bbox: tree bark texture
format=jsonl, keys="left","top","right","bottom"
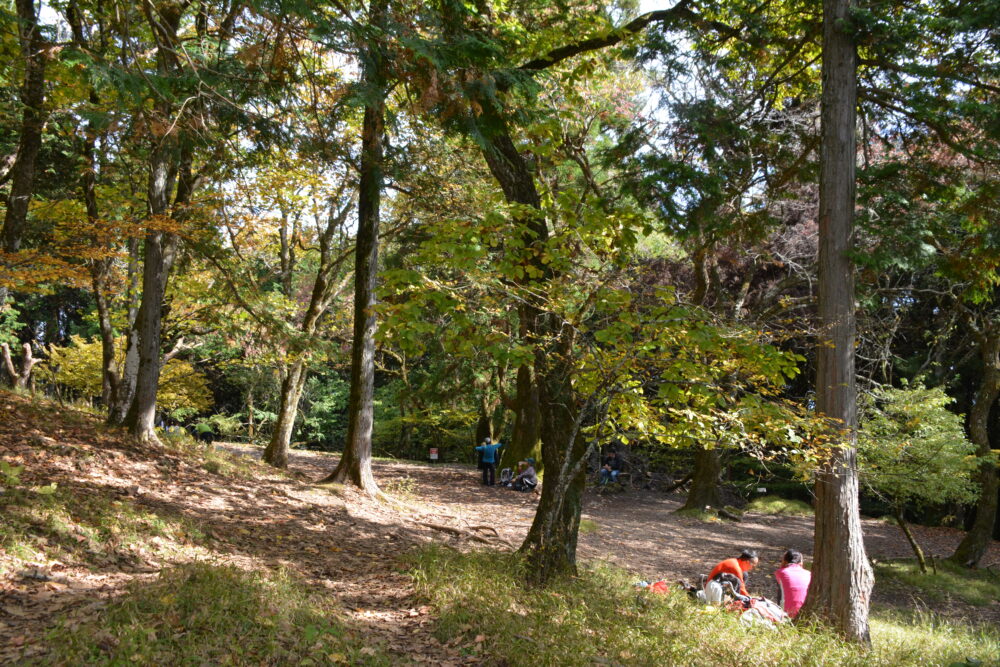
{"left": 0, "top": 0, "right": 49, "bottom": 305}
{"left": 798, "top": 0, "right": 874, "bottom": 643}
{"left": 951, "top": 328, "right": 1000, "bottom": 567}
{"left": 319, "top": 0, "right": 386, "bottom": 493}
{"left": 476, "top": 105, "right": 589, "bottom": 582}
{"left": 123, "top": 136, "right": 183, "bottom": 442}
{"left": 505, "top": 327, "right": 543, "bottom": 469}
{"left": 108, "top": 237, "right": 141, "bottom": 426}
{"left": 263, "top": 361, "right": 308, "bottom": 468}
{"left": 680, "top": 447, "right": 723, "bottom": 512}
{"left": 519, "top": 322, "right": 587, "bottom": 583}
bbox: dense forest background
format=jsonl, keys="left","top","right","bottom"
{"left": 1, "top": 0, "right": 999, "bottom": 647}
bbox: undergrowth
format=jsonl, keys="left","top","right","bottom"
{"left": 746, "top": 495, "right": 814, "bottom": 516}
{"left": 44, "top": 562, "right": 393, "bottom": 665}
{"left": 409, "top": 546, "right": 1000, "bottom": 667}
{"left": 0, "top": 485, "right": 204, "bottom": 576}
{"left": 875, "top": 558, "right": 1000, "bottom": 607}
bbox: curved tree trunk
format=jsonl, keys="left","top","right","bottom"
{"left": 263, "top": 361, "right": 309, "bottom": 468}
{"left": 319, "top": 0, "right": 386, "bottom": 494}
{"left": 680, "top": 447, "right": 723, "bottom": 512}
{"left": 894, "top": 505, "right": 928, "bottom": 574}
{"left": 951, "top": 328, "right": 1000, "bottom": 567}
{"left": 798, "top": 0, "right": 873, "bottom": 643}
{"left": 519, "top": 321, "right": 586, "bottom": 583}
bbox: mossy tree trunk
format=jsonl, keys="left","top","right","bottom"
{"left": 680, "top": 447, "right": 723, "bottom": 512}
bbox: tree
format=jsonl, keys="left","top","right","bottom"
{"left": 0, "top": 0, "right": 51, "bottom": 306}
{"left": 797, "top": 0, "right": 874, "bottom": 643}
{"left": 858, "top": 384, "right": 979, "bottom": 573}
{"left": 318, "top": 0, "right": 389, "bottom": 494}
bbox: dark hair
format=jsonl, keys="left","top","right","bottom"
{"left": 783, "top": 549, "right": 803, "bottom": 564}
{"left": 738, "top": 549, "right": 758, "bottom": 561}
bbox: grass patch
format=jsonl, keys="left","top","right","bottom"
{"left": 0, "top": 485, "right": 204, "bottom": 576}
{"left": 673, "top": 507, "right": 723, "bottom": 522}
{"left": 746, "top": 495, "right": 814, "bottom": 516}
{"left": 46, "top": 562, "right": 393, "bottom": 665}
{"left": 579, "top": 519, "right": 599, "bottom": 534}
{"left": 162, "top": 433, "right": 258, "bottom": 479}
{"left": 409, "top": 546, "right": 1000, "bottom": 666}
{"left": 382, "top": 476, "right": 419, "bottom": 502}
{"left": 875, "top": 558, "right": 1000, "bottom": 607}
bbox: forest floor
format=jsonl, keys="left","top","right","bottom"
{"left": 2, "top": 391, "right": 999, "bottom": 664}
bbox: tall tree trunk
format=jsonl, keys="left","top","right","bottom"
{"left": 81, "top": 103, "right": 119, "bottom": 409}
{"left": 0, "top": 0, "right": 49, "bottom": 306}
{"left": 319, "top": 0, "right": 386, "bottom": 493}
{"left": 263, "top": 360, "right": 308, "bottom": 468}
{"left": 247, "top": 388, "right": 255, "bottom": 443}
{"left": 680, "top": 447, "right": 723, "bottom": 512}
{"left": 108, "top": 237, "right": 141, "bottom": 426}
{"left": 798, "top": 0, "right": 873, "bottom": 643}
{"left": 951, "top": 328, "right": 1000, "bottom": 567}
{"left": 123, "top": 135, "right": 183, "bottom": 443}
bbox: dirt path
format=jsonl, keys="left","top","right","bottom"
{"left": 242, "top": 446, "right": 1000, "bottom": 624}
{"left": 3, "top": 394, "right": 999, "bottom": 664}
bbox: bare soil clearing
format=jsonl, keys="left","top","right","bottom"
{"left": 2, "top": 393, "right": 998, "bottom": 664}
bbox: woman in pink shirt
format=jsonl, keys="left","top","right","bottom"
{"left": 774, "top": 549, "right": 811, "bottom": 618}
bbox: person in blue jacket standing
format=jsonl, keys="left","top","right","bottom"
{"left": 474, "top": 437, "right": 503, "bottom": 486}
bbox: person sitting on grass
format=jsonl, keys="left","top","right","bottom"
{"left": 599, "top": 450, "right": 621, "bottom": 485}
{"left": 508, "top": 458, "right": 538, "bottom": 492}
{"left": 774, "top": 549, "right": 810, "bottom": 618}
{"left": 474, "top": 437, "right": 503, "bottom": 486}
{"left": 706, "top": 548, "right": 758, "bottom": 596}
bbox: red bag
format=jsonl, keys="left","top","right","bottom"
{"left": 649, "top": 580, "right": 671, "bottom": 595}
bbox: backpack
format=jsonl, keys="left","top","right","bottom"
{"left": 498, "top": 468, "right": 513, "bottom": 484}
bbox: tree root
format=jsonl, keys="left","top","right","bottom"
{"left": 415, "top": 521, "right": 515, "bottom": 549}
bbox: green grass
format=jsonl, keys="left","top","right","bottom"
{"left": 409, "top": 546, "right": 1000, "bottom": 667}
{"left": 673, "top": 507, "right": 724, "bottom": 522}
{"left": 162, "top": 433, "right": 258, "bottom": 479}
{"left": 579, "top": 519, "right": 599, "bottom": 534}
{"left": 45, "top": 562, "right": 394, "bottom": 665}
{"left": 875, "top": 558, "right": 1000, "bottom": 607}
{"left": 747, "top": 495, "right": 815, "bottom": 516}
{"left": 0, "top": 485, "right": 204, "bottom": 576}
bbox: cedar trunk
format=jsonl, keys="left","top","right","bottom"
{"left": 951, "top": 330, "right": 1000, "bottom": 567}
{"left": 798, "top": 0, "right": 874, "bottom": 643}
{"left": 319, "top": 1, "right": 386, "bottom": 493}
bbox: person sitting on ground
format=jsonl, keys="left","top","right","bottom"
{"left": 474, "top": 437, "right": 503, "bottom": 486}
{"left": 509, "top": 458, "right": 538, "bottom": 492}
{"left": 706, "top": 548, "right": 759, "bottom": 596}
{"left": 600, "top": 450, "right": 621, "bottom": 484}
{"left": 774, "top": 549, "right": 810, "bottom": 618}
